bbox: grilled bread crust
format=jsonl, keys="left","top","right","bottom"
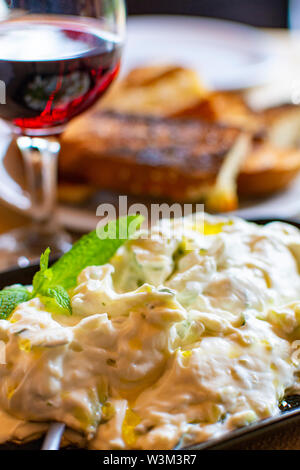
{"left": 60, "top": 111, "right": 246, "bottom": 207}
{"left": 99, "top": 65, "right": 209, "bottom": 117}
{"left": 238, "top": 143, "right": 300, "bottom": 196}
{"left": 173, "top": 93, "right": 300, "bottom": 196}
{"left": 59, "top": 63, "right": 300, "bottom": 204}
{"left": 172, "top": 91, "right": 264, "bottom": 135}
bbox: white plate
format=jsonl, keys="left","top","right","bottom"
{"left": 57, "top": 176, "right": 300, "bottom": 233}
{"left": 122, "top": 15, "right": 276, "bottom": 90}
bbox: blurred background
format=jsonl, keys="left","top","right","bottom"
{"left": 8, "top": 0, "right": 294, "bottom": 28}
{"left": 1, "top": 0, "right": 300, "bottom": 270}
{"left": 127, "top": 0, "right": 290, "bottom": 28}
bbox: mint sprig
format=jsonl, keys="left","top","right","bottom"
{"left": 32, "top": 251, "right": 71, "bottom": 316}
{"left": 38, "top": 286, "right": 72, "bottom": 316}
{"left": 0, "top": 286, "right": 31, "bottom": 320}
{"left": 32, "top": 247, "right": 52, "bottom": 292}
{"left": 49, "top": 215, "right": 143, "bottom": 290}
{"left": 0, "top": 215, "right": 143, "bottom": 320}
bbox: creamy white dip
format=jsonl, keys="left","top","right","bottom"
{"left": 1, "top": 214, "right": 300, "bottom": 449}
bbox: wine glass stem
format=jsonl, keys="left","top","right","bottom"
{"left": 16, "top": 136, "right": 61, "bottom": 229}
{"left": 0, "top": 135, "right": 71, "bottom": 269}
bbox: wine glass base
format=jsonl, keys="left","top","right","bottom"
{"left": 0, "top": 225, "right": 72, "bottom": 272}
{"left": 11, "top": 123, "right": 66, "bottom": 137}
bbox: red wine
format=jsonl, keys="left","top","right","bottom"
{"left": 0, "top": 16, "right": 122, "bottom": 133}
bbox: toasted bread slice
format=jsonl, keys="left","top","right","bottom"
{"left": 173, "top": 93, "right": 300, "bottom": 145}
{"left": 172, "top": 91, "right": 264, "bottom": 134}
{"left": 98, "top": 65, "right": 209, "bottom": 117}
{"left": 173, "top": 92, "right": 300, "bottom": 195}
{"left": 238, "top": 143, "right": 300, "bottom": 197}
{"left": 60, "top": 63, "right": 300, "bottom": 203}
{"left": 60, "top": 111, "right": 250, "bottom": 212}
{"left": 260, "top": 105, "right": 300, "bottom": 149}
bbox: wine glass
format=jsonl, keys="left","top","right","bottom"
{"left": 0, "top": 0, "right": 125, "bottom": 269}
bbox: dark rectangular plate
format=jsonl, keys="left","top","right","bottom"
{"left": 0, "top": 217, "right": 299, "bottom": 450}
{"left": 186, "top": 397, "right": 300, "bottom": 450}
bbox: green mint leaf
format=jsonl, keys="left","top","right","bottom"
{"left": 0, "top": 215, "right": 143, "bottom": 319}
{"left": 38, "top": 286, "right": 71, "bottom": 316}
{"left": 49, "top": 215, "right": 143, "bottom": 290}
{"left": 32, "top": 247, "right": 53, "bottom": 294}
{"left": 0, "top": 285, "right": 31, "bottom": 320}
{"left": 40, "top": 248, "right": 50, "bottom": 272}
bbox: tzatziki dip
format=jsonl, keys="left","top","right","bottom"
{"left": 0, "top": 214, "right": 300, "bottom": 449}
